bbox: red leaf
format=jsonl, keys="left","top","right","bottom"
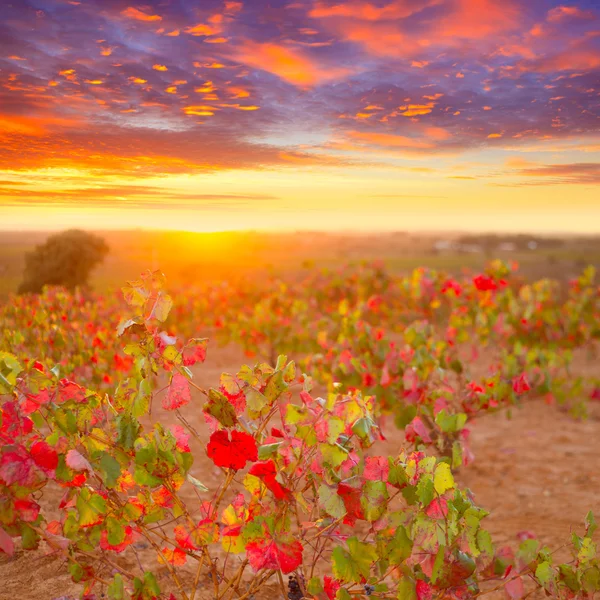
{"left": 512, "top": 374, "right": 531, "bottom": 394}
{"left": 0, "top": 526, "right": 14, "bottom": 556}
{"left": 473, "top": 274, "right": 497, "bottom": 291}
{"left": 505, "top": 576, "right": 524, "bottom": 600}
{"left": 183, "top": 339, "right": 208, "bottom": 366}
{"left": 206, "top": 430, "right": 257, "bottom": 471}
{"left": 380, "top": 363, "right": 391, "bottom": 387}
{"left": 425, "top": 498, "right": 448, "bottom": 519}
{"left": 416, "top": 579, "right": 433, "bottom": 600}
{"left": 170, "top": 425, "right": 190, "bottom": 452}
{"left": 66, "top": 449, "right": 93, "bottom": 473}
{"left": 30, "top": 441, "right": 58, "bottom": 474}
{"left": 174, "top": 525, "right": 198, "bottom": 550}
{"left": 247, "top": 460, "right": 292, "bottom": 500}
{"left": 163, "top": 373, "right": 191, "bottom": 410}
{"left": 14, "top": 498, "right": 40, "bottom": 522}
{"left": 100, "top": 527, "right": 136, "bottom": 553}
{"left": 0, "top": 449, "right": 42, "bottom": 488}
{"left": 152, "top": 486, "right": 174, "bottom": 508}
{"left": 363, "top": 456, "right": 389, "bottom": 482}
{"left": 246, "top": 536, "right": 303, "bottom": 574}
{"left": 405, "top": 416, "right": 432, "bottom": 444}
{"left": 59, "top": 379, "right": 88, "bottom": 403}
{"left": 219, "top": 374, "right": 246, "bottom": 414}
{"left": 337, "top": 482, "right": 364, "bottom": 525}
{"left": 161, "top": 546, "right": 187, "bottom": 566}
{"left": 324, "top": 576, "right": 341, "bottom": 600}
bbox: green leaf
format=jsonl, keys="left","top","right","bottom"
{"left": 204, "top": 389, "right": 238, "bottom": 427}
{"left": 476, "top": 529, "right": 494, "bottom": 557}
{"left": 282, "top": 360, "right": 296, "bottom": 382}
{"left": 361, "top": 481, "right": 388, "bottom": 522}
{"left": 558, "top": 564, "right": 579, "bottom": 592}
{"left": 416, "top": 476, "right": 434, "bottom": 507}
{"left": 117, "top": 414, "right": 140, "bottom": 450}
{"left": 385, "top": 526, "right": 412, "bottom": 564}
{"left": 76, "top": 489, "right": 107, "bottom": 527}
{"left": 319, "top": 443, "right": 348, "bottom": 467}
{"left": 246, "top": 388, "right": 269, "bottom": 419}
{"left": 20, "top": 524, "right": 40, "bottom": 550}
{"left": 319, "top": 484, "right": 347, "bottom": 519}
{"left": 585, "top": 511, "right": 597, "bottom": 537}
{"left": 106, "top": 516, "right": 125, "bottom": 546}
{"left": 336, "top": 589, "right": 352, "bottom": 600}
{"left": 264, "top": 370, "right": 288, "bottom": 402}
{"left": 99, "top": 454, "right": 122, "bottom": 488}
{"left": 388, "top": 461, "right": 408, "bottom": 487}
{"left": 307, "top": 577, "right": 323, "bottom": 595}
{"left": 258, "top": 442, "right": 283, "bottom": 461}
{"left": 0, "top": 352, "right": 22, "bottom": 393}
{"left": 578, "top": 537, "right": 596, "bottom": 563}
{"left": 187, "top": 474, "right": 209, "bottom": 492}
{"left": 133, "top": 378, "right": 152, "bottom": 417}
{"left": 581, "top": 565, "right": 600, "bottom": 593}
{"left": 431, "top": 545, "right": 446, "bottom": 585}
{"left": 332, "top": 537, "right": 377, "bottom": 583}
{"left": 517, "top": 538, "right": 540, "bottom": 568}
{"left": 108, "top": 573, "right": 125, "bottom": 600}
{"left": 396, "top": 577, "right": 417, "bottom": 600}
{"left": 535, "top": 561, "right": 555, "bottom": 592}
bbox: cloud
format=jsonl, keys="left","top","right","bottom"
{"left": 121, "top": 7, "right": 162, "bottom": 22}
{"left": 0, "top": 183, "right": 279, "bottom": 208}
{"left": 547, "top": 5, "right": 597, "bottom": 23}
{"left": 347, "top": 131, "right": 433, "bottom": 149}
{"left": 514, "top": 162, "right": 600, "bottom": 185}
{"left": 0, "top": 0, "right": 598, "bottom": 198}
{"left": 232, "top": 41, "right": 353, "bottom": 87}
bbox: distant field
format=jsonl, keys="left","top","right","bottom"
{"left": 1, "top": 229, "right": 599, "bottom": 297}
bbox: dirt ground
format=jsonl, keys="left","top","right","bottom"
{"left": 1, "top": 343, "right": 599, "bottom": 600}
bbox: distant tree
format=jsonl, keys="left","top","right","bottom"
{"left": 18, "top": 229, "right": 109, "bottom": 294}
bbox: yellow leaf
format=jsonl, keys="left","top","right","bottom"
{"left": 434, "top": 462, "right": 454, "bottom": 495}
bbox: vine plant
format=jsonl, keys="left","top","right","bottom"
{"left": 0, "top": 271, "right": 597, "bottom": 600}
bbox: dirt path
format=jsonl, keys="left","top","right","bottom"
{"left": 1, "top": 344, "right": 598, "bottom": 600}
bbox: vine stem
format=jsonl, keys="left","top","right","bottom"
{"left": 139, "top": 524, "right": 190, "bottom": 600}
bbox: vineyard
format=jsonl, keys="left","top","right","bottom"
{"left": 0, "top": 261, "right": 599, "bottom": 600}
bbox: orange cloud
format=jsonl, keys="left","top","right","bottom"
{"left": 505, "top": 157, "right": 536, "bottom": 168}
{"left": 233, "top": 41, "right": 352, "bottom": 87}
{"left": 0, "top": 115, "right": 82, "bottom": 137}
{"left": 228, "top": 86, "right": 250, "bottom": 98}
{"left": 547, "top": 5, "right": 596, "bottom": 22}
{"left": 121, "top": 7, "right": 162, "bottom": 22}
{"left": 399, "top": 103, "right": 434, "bottom": 117}
{"left": 153, "top": 64, "right": 168, "bottom": 71}
{"left": 435, "top": 0, "right": 522, "bottom": 40}
{"left": 185, "top": 23, "right": 220, "bottom": 36}
{"left": 347, "top": 131, "right": 433, "bottom": 149}
{"left": 425, "top": 126, "right": 451, "bottom": 141}
{"left": 309, "top": 1, "right": 436, "bottom": 21}
{"left": 183, "top": 105, "right": 218, "bottom": 116}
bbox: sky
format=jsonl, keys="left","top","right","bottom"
{"left": 0, "top": 0, "right": 599, "bottom": 233}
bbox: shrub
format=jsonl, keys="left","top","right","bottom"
{"left": 18, "top": 229, "right": 109, "bottom": 294}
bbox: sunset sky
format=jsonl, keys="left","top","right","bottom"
{"left": 1, "top": 0, "right": 599, "bottom": 233}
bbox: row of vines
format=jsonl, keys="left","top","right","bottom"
{"left": 0, "top": 261, "right": 599, "bottom": 599}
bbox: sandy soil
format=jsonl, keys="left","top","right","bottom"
{"left": 1, "top": 343, "right": 598, "bottom": 600}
